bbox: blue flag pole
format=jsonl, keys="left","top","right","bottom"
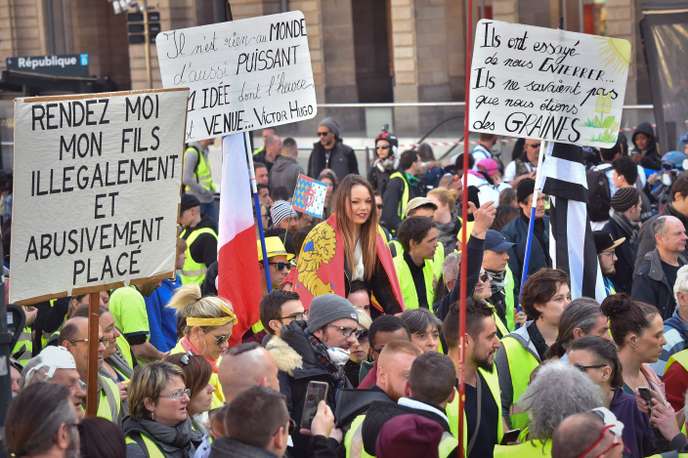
{"left": 241, "top": 132, "right": 272, "bottom": 292}
{"left": 518, "top": 140, "right": 549, "bottom": 308}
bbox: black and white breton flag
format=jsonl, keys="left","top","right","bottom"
{"left": 541, "top": 142, "right": 607, "bottom": 302}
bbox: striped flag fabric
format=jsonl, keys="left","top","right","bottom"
{"left": 541, "top": 142, "right": 607, "bottom": 302}
{"left": 217, "top": 133, "right": 263, "bottom": 345}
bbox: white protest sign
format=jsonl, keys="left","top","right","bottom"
{"left": 156, "top": 11, "right": 317, "bottom": 142}
{"left": 10, "top": 88, "right": 188, "bottom": 304}
{"left": 469, "top": 20, "right": 631, "bottom": 148}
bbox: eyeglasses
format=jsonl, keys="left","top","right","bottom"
{"left": 327, "top": 324, "right": 362, "bottom": 338}
{"left": 160, "top": 388, "right": 191, "bottom": 400}
{"left": 317, "top": 131, "right": 330, "bottom": 137}
{"left": 269, "top": 262, "right": 291, "bottom": 271}
{"left": 573, "top": 363, "right": 608, "bottom": 372}
{"left": 69, "top": 337, "right": 108, "bottom": 345}
{"left": 280, "top": 311, "right": 306, "bottom": 321}
{"left": 357, "top": 330, "right": 369, "bottom": 341}
{"left": 600, "top": 250, "right": 615, "bottom": 258}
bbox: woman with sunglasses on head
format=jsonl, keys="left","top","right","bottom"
{"left": 169, "top": 284, "right": 237, "bottom": 409}
{"left": 124, "top": 361, "right": 203, "bottom": 458}
{"left": 294, "top": 174, "right": 405, "bottom": 315}
{"left": 166, "top": 353, "right": 215, "bottom": 458}
{"left": 567, "top": 336, "right": 663, "bottom": 457}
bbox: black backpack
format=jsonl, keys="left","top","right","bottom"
{"left": 587, "top": 165, "right": 612, "bottom": 222}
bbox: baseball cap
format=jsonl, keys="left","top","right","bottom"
{"left": 180, "top": 193, "right": 201, "bottom": 213}
{"left": 484, "top": 229, "right": 515, "bottom": 253}
{"left": 22, "top": 346, "right": 77, "bottom": 385}
{"left": 406, "top": 197, "right": 437, "bottom": 214}
{"left": 593, "top": 230, "right": 625, "bottom": 254}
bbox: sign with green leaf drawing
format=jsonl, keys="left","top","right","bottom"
{"left": 469, "top": 20, "right": 630, "bottom": 148}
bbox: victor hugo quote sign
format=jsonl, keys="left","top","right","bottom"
{"left": 469, "top": 20, "right": 631, "bottom": 148}
{"left": 10, "top": 88, "right": 188, "bottom": 304}
{"left": 156, "top": 11, "right": 317, "bottom": 142}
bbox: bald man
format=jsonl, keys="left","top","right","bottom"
{"left": 342, "top": 340, "right": 422, "bottom": 454}
{"left": 59, "top": 317, "right": 121, "bottom": 421}
{"left": 633, "top": 214, "right": 688, "bottom": 318}
{"left": 552, "top": 411, "right": 623, "bottom": 458}
{"left": 218, "top": 342, "right": 280, "bottom": 402}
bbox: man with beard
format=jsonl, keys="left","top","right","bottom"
{"left": 5, "top": 382, "right": 81, "bottom": 458}
{"left": 604, "top": 187, "right": 642, "bottom": 293}
{"left": 593, "top": 231, "right": 626, "bottom": 296}
{"left": 444, "top": 300, "right": 503, "bottom": 457}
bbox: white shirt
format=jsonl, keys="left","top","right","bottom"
{"left": 398, "top": 397, "right": 449, "bottom": 424}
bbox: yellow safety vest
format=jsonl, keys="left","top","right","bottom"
{"left": 344, "top": 414, "right": 376, "bottom": 458}
{"left": 431, "top": 243, "right": 446, "bottom": 281}
{"left": 125, "top": 432, "right": 165, "bottom": 458}
{"left": 438, "top": 433, "right": 459, "bottom": 457}
{"left": 490, "top": 305, "right": 509, "bottom": 339}
{"left": 394, "top": 252, "right": 436, "bottom": 310}
{"left": 116, "top": 333, "right": 135, "bottom": 371}
{"left": 389, "top": 171, "right": 410, "bottom": 219}
{"left": 96, "top": 375, "right": 122, "bottom": 422}
{"left": 500, "top": 334, "right": 540, "bottom": 430}
{"left": 494, "top": 439, "right": 551, "bottom": 457}
{"left": 12, "top": 326, "right": 33, "bottom": 365}
{"left": 179, "top": 226, "right": 218, "bottom": 285}
{"left": 504, "top": 267, "right": 516, "bottom": 332}
{"left": 447, "top": 365, "right": 504, "bottom": 448}
{"left": 184, "top": 146, "right": 215, "bottom": 193}
{"left": 666, "top": 348, "right": 688, "bottom": 374}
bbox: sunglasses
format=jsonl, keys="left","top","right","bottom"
{"left": 179, "top": 352, "right": 195, "bottom": 366}
{"left": 376, "top": 145, "right": 390, "bottom": 150}
{"left": 317, "top": 131, "right": 330, "bottom": 137}
{"left": 357, "top": 330, "right": 369, "bottom": 341}
{"left": 269, "top": 262, "right": 291, "bottom": 271}
{"left": 209, "top": 333, "right": 231, "bottom": 346}
{"left": 573, "top": 363, "right": 607, "bottom": 372}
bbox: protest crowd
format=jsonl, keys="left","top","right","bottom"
{"left": 8, "top": 112, "right": 688, "bottom": 458}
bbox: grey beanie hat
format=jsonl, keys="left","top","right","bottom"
{"left": 307, "top": 294, "right": 359, "bottom": 333}
{"left": 319, "top": 117, "right": 341, "bottom": 139}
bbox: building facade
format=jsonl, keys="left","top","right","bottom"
{"left": 0, "top": 0, "right": 647, "bottom": 104}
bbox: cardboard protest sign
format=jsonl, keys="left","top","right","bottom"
{"left": 10, "top": 88, "right": 188, "bottom": 304}
{"left": 469, "top": 20, "right": 631, "bottom": 148}
{"left": 292, "top": 174, "right": 327, "bottom": 219}
{"left": 156, "top": 11, "right": 317, "bottom": 142}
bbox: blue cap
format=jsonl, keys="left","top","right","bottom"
{"left": 485, "top": 230, "right": 514, "bottom": 253}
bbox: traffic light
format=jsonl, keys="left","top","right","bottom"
{"left": 127, "top": 9, "right": 161, "bottom": 44}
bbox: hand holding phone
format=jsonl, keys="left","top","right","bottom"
{"left": 300, "top": 381, "right": 329, "bottom": 430}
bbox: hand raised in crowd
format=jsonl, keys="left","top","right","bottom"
{"left": 650, "top": 398, "right": 681, "bottom": 440}
{"left": 470, "top": 201, "right": 496, "bottom": 239}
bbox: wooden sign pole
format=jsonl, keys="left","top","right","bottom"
{"left": 86, "top": 291, "right": 100, "bottom": 416}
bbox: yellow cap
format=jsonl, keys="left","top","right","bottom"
{"left": 257, "top": 236, "right": 295, "bottom": 262}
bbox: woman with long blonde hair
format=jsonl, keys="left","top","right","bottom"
{"left": 294, "top": 175, "right": 404, "bottom": 316}
{"left": 168, "top": 284, "right": 236, "bottom": 408}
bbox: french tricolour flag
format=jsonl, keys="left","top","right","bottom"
{"left": 541, "top": 142, "right": 607, "bottom": 302}
{"left": 218, "top": 133, "right": 262, "bottom": 346}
